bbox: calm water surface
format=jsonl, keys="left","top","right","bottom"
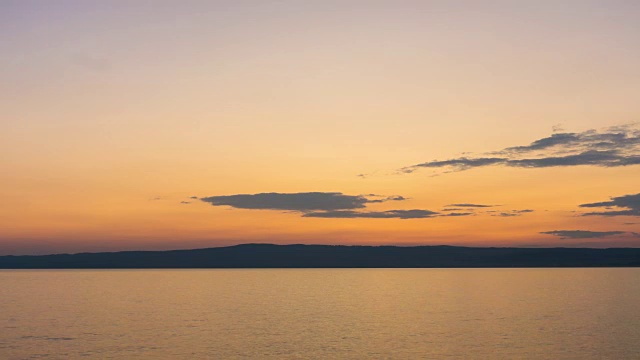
{"left": 1, "top": 269, "right": 639, "bottom": 359}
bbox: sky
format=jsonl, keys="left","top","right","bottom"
{"left": 1, "top": 0, "right": 640, "bottom": 254}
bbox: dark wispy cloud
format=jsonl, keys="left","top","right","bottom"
{"left": 303, "top": 209, "right": 441, "bottom": 219}
{"left": 438, "top": 205, "right": 533, "bottom": 218}
{"left": 580, "top": 192, "right": 640, "bottom": 217}
{"left": 402, "top": 158, "right": 504, "bottom": 173}
{"left": 199, "top": 192, "right": 533, "bottom": 220}
{"left": 486, "top": 209, "right": 534, "bottom": 217}
{"left": 200, "top": 192, "right": 388, "bottom": 211}
{"left": 401, "top": 124, "right": 640, "bottom": 174}
{"left": 440, "top": 212, "right": 474, "bottom": 217}
{"left": 504, "top": 133, "right": 581, "bottom": 152}
{"left": 490, "top": 210, "right": 530, "bottom": 217}
{"left": 540, "top": 230, "right": 627, "bottom": 239}
{"left": 447, "top": 203, "right": 496, "bottom": 208}
{"left": 365, "top": 195, "right": 407, "bottom": 203}
{"left": 199, "top": 192, "right": 437, "bottom": 219}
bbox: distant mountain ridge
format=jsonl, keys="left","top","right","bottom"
{"left": 2, "top": 244, "right": 640, "bottom": 268}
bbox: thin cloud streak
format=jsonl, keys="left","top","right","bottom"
{"left": 199, "top": 192, "right": 535, "bottom": 220}
{"left": 541, "top": 230, "right": 627, "bottom": 239}
{"left": 400, "top": 124, "right": 640, "bottom": 174}
{"left": 447, "top": 203, "right": 496, "bottom": 208}
{"left": 303, "top": 209, "right": 441, "bottom": 219}
{"left": 580, "top": 192, "right": 640, "bottom": 217}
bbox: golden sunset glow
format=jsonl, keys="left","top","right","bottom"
{"left": 2, "top": 1, "right": 640, "bottom": 254}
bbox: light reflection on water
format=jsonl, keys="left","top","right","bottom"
{"left": 1, "top": 268, "right": 639, "bottom": 359}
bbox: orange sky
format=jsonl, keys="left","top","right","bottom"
{"left": 1, "top": 1, "right": 640, "bottom": 254}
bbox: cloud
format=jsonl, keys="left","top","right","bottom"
{"left": 540, "top": 230, "right": 627, "bottom": 239}
{"left": 199, "top": 192, "right": 409, "bottom": 212}
{"left": 200, "top": 192, "right": 444, "bottom": 220}
{"left": 199, "top": 192, "right": 468, "bottom": 219}
{"left": 489, "top": 209, "right": 534, "bottom": 217}
{"left": 440, "top": 212, "right": 474, "bottom": 217}
{"left": 180, "top": 201, "right": 191, "bottom": 204}
{"left": 199, "top": 192, "right": 530, "bottom": 220}
{"left": 365, "top": 195, "right": 407, "bottom": 203}
{"left": 388, "top": 195, "right": 407, "bottom": 201}
{"left": 508, "top": 150, "right": 637, "bottom": 167}
{"left": 440, "top": 205, "right": 532, "bottom": 218}
{"left": 504, "top": 133, "right": 581, "bottom": 152}
{"left": 447, "top": 203, "right": 496, "bottom": 208}
{"left": 303, "top": 209, "right": 440, "bottom": 219}
{"left": 401, "top": 124, "right": 640, "bottom": 174}
{"left": 408, "top": 157, "right": 505, "bottom": 172}
{"left": 580, "top": 192, "right": 640, "bottom": 216}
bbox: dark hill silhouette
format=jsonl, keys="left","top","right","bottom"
{"left": 1, "top": 244, "right": 640, "bottom": 268}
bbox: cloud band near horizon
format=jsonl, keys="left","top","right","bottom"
{"left": 541, "top": 230, "right": 631, "bottom": 239}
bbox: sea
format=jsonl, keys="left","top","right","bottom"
{"left": 1, "top": 268, "right": 639, "bottom": 359}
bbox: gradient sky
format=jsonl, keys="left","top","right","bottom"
{"left": 2, "top": 0, "right": 640, "bottom": 254}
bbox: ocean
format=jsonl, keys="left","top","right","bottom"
{"left": 1, "top": 268, "right": 639, "bottom": 359}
